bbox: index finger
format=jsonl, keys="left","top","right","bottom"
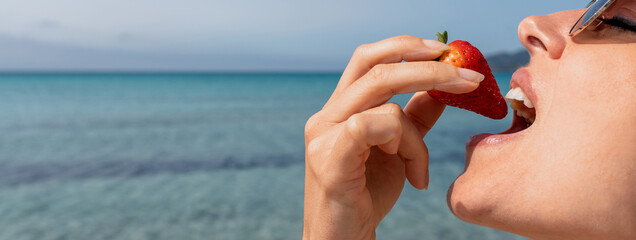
{"left": 342, "top": 35, "right": 450, "bottom": 83}
{"left": 329, "top": 36, "right": 450, "bottom": 104}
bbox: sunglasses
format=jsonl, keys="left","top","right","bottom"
{"left": 569, "top": 0, "right": 616, "bottom": 36}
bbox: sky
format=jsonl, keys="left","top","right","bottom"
{"left": 0, "top": 0, "right": 582, "bottom": 72}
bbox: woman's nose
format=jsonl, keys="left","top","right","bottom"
{"left": 517, "top": 10, "right": 579, "bottom": 59}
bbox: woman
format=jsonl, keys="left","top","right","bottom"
{"left": 303, "top": 0, "right": 636, "bottom": 239}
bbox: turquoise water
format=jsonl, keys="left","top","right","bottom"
{"left": 0, "top": 73, "right": 526, "bottom": 239}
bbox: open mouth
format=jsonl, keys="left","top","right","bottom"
{"left": 502, "top": 87, "right": 536, "bottom": 134}
{"left": 466, "top": 68, "right": 537, "bottom": 149}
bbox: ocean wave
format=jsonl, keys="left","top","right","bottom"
{"left": 0, "top": 155, "right": 303, "bottom": 187}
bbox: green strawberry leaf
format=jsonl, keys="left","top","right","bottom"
{"left": 436, "top": 31, "right": 448, "bottom": 44}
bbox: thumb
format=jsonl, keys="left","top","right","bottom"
{"left": 403, "top": 92, "right": 446, "bottom": 137}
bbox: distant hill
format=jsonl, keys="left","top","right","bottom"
{"left": 486, "top": 50, "right": 529, "bottom": 73}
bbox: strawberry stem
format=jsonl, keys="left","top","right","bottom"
{"left": 436, "top": 31, "right": 448, "bottom": 44}
{"left": 434, "top": 31, "right": 449, "bottom": 61}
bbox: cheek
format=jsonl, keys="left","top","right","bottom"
{"left": 557, "top": 44, "right": 636, "bottom": 103}
{"left": 552, "top": 44, "right": 636, "bottom": 144}
{"left": 546, "top": 43, "right": 636, "bottom": 191}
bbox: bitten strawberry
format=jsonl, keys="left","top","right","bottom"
{"left": 427, "top": 31, "right": 508, "bottom": 119}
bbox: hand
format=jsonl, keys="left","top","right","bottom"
{"left": 303, "top": 35, "right": 485, "bottom": 239}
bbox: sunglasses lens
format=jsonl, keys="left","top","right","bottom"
{"left": 570, "top": 0, "right": 614, "bottom": 36}
{"left": 582, "top": 0, "right": 606, "bottom": 25}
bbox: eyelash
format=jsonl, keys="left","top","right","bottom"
{"left": 598, "top": 18, "right": 636, "bottom": 34}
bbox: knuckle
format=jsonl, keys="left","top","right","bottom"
{"left": 365, "top": 64, "right": 390, "bottom": 87}
{"left": 345, "top": 114, "right": 367, "bottom": 141}
{"left": 305, "top": 137, "right": 323, "bottom": 158}
{"left": 378, "top": 105, "right": 403, "bottom": 130}
{"left": 422, "top": 62, "right": 442, "bottom": 76}
{"left": 379, "top": 103, "right": 404, "bottom": 120}
{"left": 353, "top": 44, "right": 371, "bottom": 59}
{"left": 391, "top": 35, "right": 416, "bottom": 46}
{"left": 304, "top": 113, "right": 320, "bottom": 135}
{"left": 305, "top": 135, "right": 336, "bottom": 174}
{"left": 384, "top": 102, "right": 403, "bottom": 115}
{"left": 365, "top": 64, "right": 396, "bottom": 95}
{"left": 367, "top": 64, "right": 385, "bottom": 79}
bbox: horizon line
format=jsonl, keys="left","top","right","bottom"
{"left": 0, "top": 70, "right": 346, "bottom": 75}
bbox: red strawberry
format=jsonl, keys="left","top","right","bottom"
{"left": 427, "top": 31, "right": 508, "bottom": 119}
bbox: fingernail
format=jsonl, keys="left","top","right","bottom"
{"left": 458, "top": 68, "right": 485, "bottom": 83}
{"left": 422, "top": 39, "right": 449, "bottom": 51}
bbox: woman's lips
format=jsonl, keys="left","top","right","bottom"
{"left": 466, "top": 68, "right": 537, "bottom": 149}
{"left": 510, "top": 68, "right": 538, "bottom": 108}
{"left": 466, "top": 114, "right": 527, "bottom": 149}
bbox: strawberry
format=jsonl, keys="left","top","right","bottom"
{"left": 427, "top": 31, "right": 508, "bottom": 119}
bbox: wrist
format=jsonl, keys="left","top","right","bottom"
{"left": 302, "top": 227, "right": 375, "bottom": 240}
{"left": 303, "top": 195, "right": 376, "bottom": 240}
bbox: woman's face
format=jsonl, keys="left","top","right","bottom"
{"left": 448, "top": 0, "right": 636, "bottom": 238}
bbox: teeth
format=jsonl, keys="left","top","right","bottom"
{"left": 506, "top": 87, "right": 536, "bottom": 125}
{"left": 516, "top": 109, "right": 535, "bottom": 124}
{"left": 504, "top": 87, "right": 534, "bottom": 109}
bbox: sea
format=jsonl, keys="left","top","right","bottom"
{"left": 0, "top": 72, "right": 527, "bottom": 240}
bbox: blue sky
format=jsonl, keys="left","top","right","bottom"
{"left": 0, "top": 0, "right": 581, "bottom": 71}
